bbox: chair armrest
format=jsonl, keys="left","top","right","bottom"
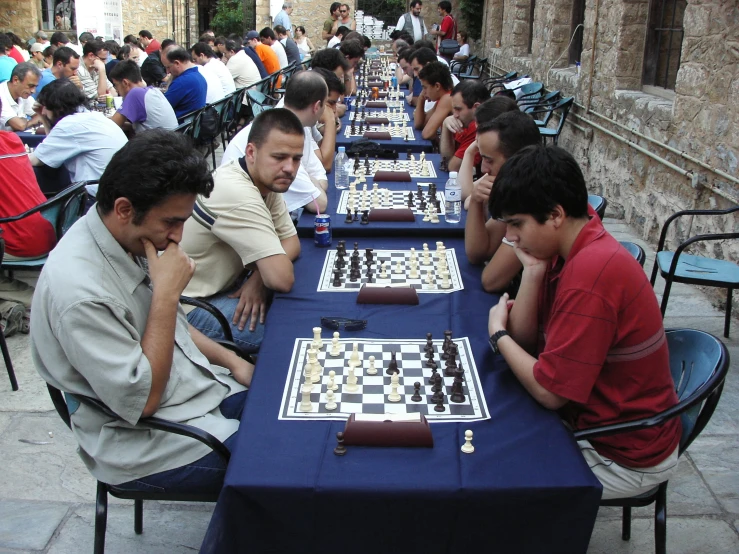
{"left": 0, "top": 180, "right": 95, "bottom": 224}
{"left": 180, "top": 296, "right": 234, "bottom": 342}
{"left": 654, "top": 206, "right": 739, "bottom": 254}
{"left": 662, "top": 232, "right": 739, "bottom": 281}
{"left": 72, "top": 393, "right": 231, "bottom": 463}
{"left": 216, "top": 339, "right": 256, "bottom": 365}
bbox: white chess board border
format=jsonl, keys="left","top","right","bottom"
{"left": 347, "top": 160, "right": 437, "bottom": 180}
{"left": 336, "top": 189, "right": 446, "bottom": 215}
{"left": 278, "top": 337, "right": 491, "bottom": 422}
{"left": 343, "top": 125, "right": 416, "bottom": 140}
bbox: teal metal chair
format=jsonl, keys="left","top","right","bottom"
{"left": 522, "top": 90, "right": 563, "bottom": 126}
{"left": 0, "top": 181, "right": 91, "bottom": 273}
{"left": 504, "top": 81, "right": 543, "bottom": 102}
{"left": 574, "top": 328, "right": 729, "bottom": 554}
{"left": 245, "top": 89, "right": 277, "bottom": 118}
{"left": 587, "top": 194, "right": 607, "bottom": 220}
{"left": 537, "top": 96, "right": 574, "bottom": 145}
{"left": 619, "top": 241, "right": 646, "bottom": 267}
{"left": 451, "top": 56, "right": 489, "bottom": 80}
{"left": 482, "top": 71, "right": 518, "bottom": 93}
{"left": 650, "top": 206, "right": 739, "bottom": 338}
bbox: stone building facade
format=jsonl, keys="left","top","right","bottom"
{"left": 477, "top": 0, "right": 738, "bottom": 307}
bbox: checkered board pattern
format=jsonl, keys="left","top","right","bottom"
{"left": 354, "top": 99, "right": 406, "bottom": 110}
{"left": 278, "top": 337, "right": 490, "bottom": 421}
{"left": 317, "top": 248, "right": 464, "bottom": 293}
{"left": 348, "top": 160, "right": 437, "bottom": 179}
{"left": 344, "top": 125, "right": 415, "bottom": 140}
{"left": 350, "top": 111, "right": 410, "bottom": 122}
{"left": 336, "top": 189, "right": 446, "bottom": 215}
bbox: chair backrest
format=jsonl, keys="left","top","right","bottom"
{"left": 551, "top": 96, "right": 574, "bottom": 133}
{"left": 47, "top": 383, "right": 72, "bottom": 429}
{"left": 619, "top": 241, "right": 646, "bottom": 267}
{"left": 246, "top": 89, "right": 275, "bottom": 117}
{"left": 665, "top": 328, "right": 729, "bottom": 454}
{"left": 517, "top": 83, "right": 544, "bottom": 104}
{"left": 587, "top": 194, "right": 607, "bottom": 220}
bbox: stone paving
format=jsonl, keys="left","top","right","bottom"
{"left": 1, "top": 217, "right": 737, "bottom": 554}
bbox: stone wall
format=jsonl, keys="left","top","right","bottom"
{"left": 480, "top": 0, "right": 738, "bottom": 309}
{"left": 121, "top": 0, "right": 171, "bottom": 40}
{"left": 0, "top": 0, "right": 42, "bottom": 39}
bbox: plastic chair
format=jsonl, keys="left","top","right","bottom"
{"left": 0, "top": 235, "right": 18, "bottom": 391}
{"left": 573, "top": 328, "right": 729, "bottom": 554}
{"left": 273, "top": 62, "right": 300, "bottom": 96}
{"left": 192, "top": 95, "right": 233, "bottom": 168}
{"left": 506, "top": 81, "right": 543, "bottom": 102}
{"left": 522, "top": 91, "right": 562, "bottom": 126}
{"left": 482, "top": 71, "right": 518, "bottom": 92}
{"left": 619, "top": 241, "right": 646, "bottom": 267}
{"left": 536, "top": 96, "right": 574, "bottom": 145}
{"left": 451, "top": 56, "right": 488, "bottom": 80}
{"left": 650, "top": 206, "right": 739, "bottom": 338}
{"left": 0, "top": 181, "right": 91, "bottom": 273}
{"left": 587, "top": 194, "right": 607, "bottom": 220}
{"left": 245, "top": 89, "right": 277, "bottom": 118}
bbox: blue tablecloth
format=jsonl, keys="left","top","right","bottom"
{"left": 16, "top": 131, "right": 45, "bottom": 148}
{"left": 297, "top": 153, "right": 466, "bottom": 238}
{"left": 201, "top": 237, "right": 602, "bottom": 554}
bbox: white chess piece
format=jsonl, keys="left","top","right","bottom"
{"left": 328, "top": 370, "right": 338, "bottom": 391}
{"left": 304, "top": 348, "right": 317, "bottom": 378}
{"left": 367, "top": 355, "right": 377, "bottom": 375}
{"left": 410, "top": 247, "right": 417, "bottom": 263}
{"left": 380, "top": 262, "right": 388, "bottom": 278}
{"left": 422, "top": 206, "right": 431, "bottom": 222}
{"left": 422, "top": 244, "right": 431, "bottom": 264}
{"left": 311, "top": 354, "right": 322, "bottom": 383}
{"left": 395, "top": 260, "right": 403, "bottom": 274}
{"left": 299, "top": 384, "right": 313, "bottom": 412}
{"left": 409, "top": 264, "right": 419, "bottom": 279}
{"left": 312, "top": 326, "right": 323, "bottom": 350}
{"left": 350, "top": 342, "right": 360, "bottom": 365}
{"left": 425, "top": 271, "right": 435, "bottom": 287}
{"left": 430, "top": 210, "right": 440, "bottom": 223}
{"left": 325, "top": 389, "right": 337, "bottom": 411}
{"left": 346, "top": 363, "right": 359, "bottom": 392}
{"left": 420, "top": 152, "right": 426, "bottom": 163}
{"left": 461, "top": 430, "right": 475, "bottom": 454}
{"left": 440, "top": 270, "right": 451, "bottom": 289}
{"left": 388, "top": 372, "right": 401, "bottom": 402}
{"left": 330, "top": 332, "right": 341, "bottom": 357}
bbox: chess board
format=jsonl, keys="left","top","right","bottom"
{"left": 353, "top": 99, "right": 405, "bottom": 110}
{"left": 350, "top": 110, "right": 410, "bottom": 122}
{"left": 279, "top": 336, "right": 490, "bottom": 422}
{"left": 348, "top": 160, "right": 437, "bottom": 179}
{"left": 317, "top": 246, "right": 464, "bottom": 293}
{"left": 344, "top": 125, "right": 415, "bottom": 140}
{"left": 337, "top": 188, "right": 445, "bottom": 215}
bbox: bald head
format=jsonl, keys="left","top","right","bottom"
{"left": 285, "top": 70, "right": 329, "bottom": 110}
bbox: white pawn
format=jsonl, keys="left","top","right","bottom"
{"left": 440, "top": 270, "right": 451, "bottom": 289}
{"left": 395, "top": 260, "right": 403, "bottom": 274}
{"left": 330, "top": 331, "right": 341, "bottom": 357}
{"left": 325, "top": 389, "right": 337, "bottom": 411}
{"left": 410, "top": 247, "right": 417, "bottom": 263}
{"left": 461, "top": 430, "right": 475, "bottom": 454}
{"left": 425, "top": 271, "right": 435, "bottom": 287}
{"left": 346, "top": 364, "right": 359, "bottom": 392}
{"left": 328, "top": 370, "right": 338, "bottom": 391}
{"left": 388, "top": 372, "right": 401, "bottom": 402}
{"left": 409, "top": 264, "right": 419, "bottom": 279}
{"left": 299, "top": 384, "right": 313, "bottom": 412}
{"left": 367, "top": 355, "right": 377, "bottom": 375}
{"left": 430, "top": 210, "right": 440, "bottom": 224}
{"left": 422, "top": 206, "right": 431, "bottom": 222}
{"left": 380, "top": 262, "right": 388, "bottom": 279}
{"left": 311, "top": 354, "right": 322, "bottom": 383}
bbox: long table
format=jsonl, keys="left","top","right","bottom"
{"left": 297, "top": 153, "right": 466, "bottom": 238}
{"left": 200, "top": 236, "right": 602, "bottom": 554}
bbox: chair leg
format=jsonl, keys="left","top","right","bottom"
{"left": 134, "top": 499, "right": 143, "bottom": 534}
{"left": 621, "top": 506, "right": 631, "bottom": 540}
{"left": 94, "top": 482, "right": 108, "bottom": 554}
{"left": 655, "top": 483, "right": 668, "bottom": 554}
{"left": 0, "top": 333, "right": 18, "bottom": 391}
{"left": 660, "top": 278, "right": 673, "bottom": 318}
{"left": 210, "top": 141, "right": 217, "bottom": 169}
{"left": 724, "top": 288, "right": 732, "bottom": 339}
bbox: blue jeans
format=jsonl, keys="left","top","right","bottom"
{"left": 186, "top": 278, "right": 266, "bottom": 354}
{"left": 115, "top": 391, "right": 248, "bottom": 494}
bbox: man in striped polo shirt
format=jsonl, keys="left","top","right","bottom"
{"left": 486, "top": 145, "right": 681, "bottom": 499}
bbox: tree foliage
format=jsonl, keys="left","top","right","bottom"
{"left": 458, "top": 0, "right": 483, "bottom": 40}
{"left": 211, "top": 0, "right": 244, "bottom": 37}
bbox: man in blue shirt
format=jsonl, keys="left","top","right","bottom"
{"left": 35, "top": 46, "right": 81, "bottom": 97}
{"left": 162, "top": 46, "right": 207, "bottom": 119}
{"left": 0, "top": 35, "right": 18, "bottom": 82}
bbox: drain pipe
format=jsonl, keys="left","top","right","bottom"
{"left": 585, "top": 0, "right": 601, "bottom": 113}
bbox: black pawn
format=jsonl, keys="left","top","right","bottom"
{"left": 353, "top": 209, "right": 360, "bottom": 222}
{"left": 360, "top": 210, "right": 369, "bottom": 225}
{"left": 407, "top": 192, "right": 414, "bottom": 208}
{"left": 337, "top": 240, "right": 346, "bottom": 256}
{"left": 332, "top": 270, "right": 342, "bottom": 287}
{"left": 424, "top": 333, "right": 434, "bottom": 353}
{"left": 411, "top": 382, "right": 422, "bottom": 402}
{"left": 428, "top": 366, "right": 438, "bottom": 385}
{"left": 434, "top": 394, "right": 446, "bottom": 412}
{"left": 386, "top": 351, "right": 399, "bottom": 375}
{"left": 431, "top": 373, "right": 442, "bottom": 393}
{"left": 425, "top": 349, "right": 436, "bottom": 368}
{"left": 345, "top": 211, "right": 353, "bottom": 224}
{"left": 334, "top": 432, "right": 347, "bottom": 456}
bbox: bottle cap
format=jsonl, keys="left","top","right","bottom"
{"left": 449, "top": 172, "right": 458, "bottom": 178}
{"left": 338, "top": 146, "right": 346, "bottom": 152}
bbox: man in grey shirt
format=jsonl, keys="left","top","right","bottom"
{"left": 31, "top": 129, "right": 253, "bottom": 492}
{"left": 109, "top": 60, "right": 178, "bottom": 135}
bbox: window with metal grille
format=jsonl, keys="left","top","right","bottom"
{"left": 527, "top": 0, "right": 536, "bottom": 55}
{"left": 642, "top": 0, "right": 686, "bottom": 90}
{"left": 568, "top": 0, "right": 585, "bottom": 65}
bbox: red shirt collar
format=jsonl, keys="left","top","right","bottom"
{"left": 547, "top": 205, "right": 604, "bottom": 281}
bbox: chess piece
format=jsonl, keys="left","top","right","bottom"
{"left": 422, "top": 244, "right": 431, "bottom": 264}
{"left": 409, "top": 264, "right": 419, "bottom": 279}
{"left": 328, "top": 370, "right": 338, "bottom": 391}
{"left": 346, "top": 363, "right": 359, "bottom": 392}
{"left": 461, "top": 430, "right": 474, "bottom": 453}
{"left": 440, "top": 156, "right": 449, "bottom": 172}
{"left": 450, "top": 377, "right": 465, "bottom": 403}
{"left": 353, "top": 209, "right": 360, "bottom": 222}
{"left": 425, "top": 333, "right": 434, "bottom": 353}
{"left": 425, "top": 348, "right": 436, "bottom": 368}
{"left": 431, "top": 373, "right": 443, "bottom": 393}
{"left": 330, "top": 332, "right": 341, "bottom": 357}
{"left": 334, "top": 431, "right": 348, "bottom": 456}
{"left": 304, "top": 348, "right": 318, "bottom": 378}
{"left": 388, "top": 373, "right": 401, "bottom": 402}
{"left": 411, "top": 382, "right": 422, "bottom": 402}
{"left": 428, "top": 366, "right": 438, "bottom": 385}
{"left": 422, "top": 206, "right": 431, "bottom": 222}
{"left": 350, "top": 342, "right": 360, "bottom": 365}
{"left": 434, "top": 394, "right": 446, "bottom": 412}
{"left": 440, "top": 270, "right": 451, "bottom": 288}
{"left": 325, "top": 389, "right": 337, "bottom": 411}
{"left": 379, "top": 262, "right": 388, "bottom": 279}
{"left": 332, "top": 270, "right": 342, "bottom": 287}
{"left": 312, "top": 327, "right": 323, "bottom": 349}
{"left": 367, "top": 355, "right": 377, "bottom": 375}
{"left": 386, "top": 350, "right": 399, "bottom": 375}
{"left": 360, "top": 210, "right": 369, "bottom": 225}
{"left": 395, "top": 260, "right": 403, "bottom": 274}
{"left": 425, "top": 271, "right": 434, "bottom": 287}
{"left": 430, "top": 210, "right": 440, "bottom": 224}
{"left": 345, "top": 211, "right": 353, "bottom": 224}
{"left": 299, "top": 384, "right": 313, "bottom": 412}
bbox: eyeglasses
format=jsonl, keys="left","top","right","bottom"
{"left": 340, "top": 9, "right": 348, "bottom": 13}
{"left": 321, "top": 317, "right": 367, "bottom": 331}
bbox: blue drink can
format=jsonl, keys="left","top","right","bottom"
{"left": 314, "top": 214, "right": 332, "bottom": 247}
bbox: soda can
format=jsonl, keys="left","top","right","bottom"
{"left": 314, "top": 214, "right": 331, "bottom": 247}
{"left": 105, "top": 95, "right": 114, "bottom": 109}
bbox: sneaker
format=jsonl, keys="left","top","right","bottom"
{"left": 0, "top": 301, "right": 25, "bottom": 338}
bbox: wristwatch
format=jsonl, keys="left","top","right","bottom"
{"left": 488, "top": 330, "right": 509, "bottom": 354}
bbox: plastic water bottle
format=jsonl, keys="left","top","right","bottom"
{"left": 444, "top": 171, "right": 461, "bottom": 223}
{"left": 335, "top": 146, "right": 350, "bottom": 190}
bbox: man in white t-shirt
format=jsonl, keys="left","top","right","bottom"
{"left": 259, "top": 28, "right": 288, "bottom": 69}
{"left": 191, "top": 42, "right": 235, "bottom": 99}
{"left": 396, "top": 1, "right": 428, "bottom": 42}
{"left": 221, "top": 71, "right": 330, "bottom": 214}
{"left": 0, "top": 63, "right": 42, "bottom": 131}
{"left": 223, "top": 40, "right": 261, "bottom": 90}
{"left": 30, "top": 78, "right": 127, "bottom": 182}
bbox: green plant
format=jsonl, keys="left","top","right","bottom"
{"left": 211, "top": 0, "right": 244, "bottom": 37}
{"left": 458, "top": 0, "right": 483, "bottom": 40}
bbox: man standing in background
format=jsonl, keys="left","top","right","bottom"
{"left": 273, "top": 2, "right": 293, "bottom": 37}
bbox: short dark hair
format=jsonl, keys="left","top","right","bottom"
{"left": 339, "top": 39, "right": 363, "bottom": 60}
{"left": 458, "top": 30, "right": 468, "bottom": 42}
{"left": 123, "top": 34, "right": 140, "bottom": 46}
{"left": 10, "top": 62, "right": 41, "bottom": 83}
{"left": 409, "top": 47, "right": 436, "bottom": 66}
{"left": 52, "top": 46, "right": 79, "bottom": 66}
{"left": 489, "top": 145, "right": 589, "bottom": 223}
{"left": 343, "top": 31, "right": 362, "bottom": 43}
{"left": 335, "top": 26, "right": 350, "bottom": 38}
{"left": 397, "top": 47, "right": 414, "bottom": 62}
{"left": 312, "top": 67, "right": 345, "bottom": 95}
{"left": 362, "top": 35, "right": 372, "bottom": 49}
{"left": 311, "top": 48, "right": 350, "bottom": 72}
{"left": 477, "top": 110, "right": 542, "bottom": 159}
{"left": 50, "top": 31, "right": 69, "bottom": 45}
{"left": 109, "top": 59, "right": 143, "bottom": 83}
{"left": 452, "top": 80, "right": 489, "bottom": 108}
{"left": 418, "top": 61, "right": 453, "bottom": 91}
{"left": 199, "top": 33, "right": 215, "bottom": 43}
{"left": 97, "top": 129, "right": 214, "bottom": 224}
{"left": 78, "top": 32, "right": 95, "bottom": 43}
{"left": 191, "top": 42, "right": 216, "bottom": 59}
{"left": 410, "top": 0, "right": 423, "bottom": 7}
{"left": 285, "top": 70, "right": 328, "bottom": 110}
{"left": 413, "top": 39, "right": 435, "bottom": 51}
{"left": 0, "top": 34, "right": 11, "bottom": 54}
{"left": 214, "top": 36, "right": 227, "bottom": 46}
{"left": 43, "top": 45, "right": 57, "bottom": 58}
{"left": 259, "top": 27, "right": 276, "bottom": 40}
{"left": 438, "top": 1, "right": 452, "bottom": 13}
{"left": 224, "top": 39, "right": 240, "bottom": 53}
{"left": 274, "top": 25, "right": 287, "bottom": 35}
{"left": 397, "top": 32, "right": 414, "bottom": 45}
{"left": 160, "top": 38, "right": 176, "bottom": 51}
{"left": 166, "top": 47, "right": 192, "bottom": 64}
{"left": 138, "top": 30, "right": 153, "bottom": 39}
{"left": 35, "top": 78, "right": 86, "bottom": 121}
{"left": 329, "top": 2, "right": 342, "bottom": 15}
{"left": 82, "top": 40, "right": 106, "bottom": 57}
{"left": 474, "top": 96, "right": 518, "bottom": 124}
{"left": 248, "top": 109, "right": 304, "bottom": 148}
{"left": 104, "top": 40, "right": 121, "bottom": 57}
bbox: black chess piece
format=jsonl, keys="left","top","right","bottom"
{"left": 411, "top": 382, "right": 422, "bottom": 402}
{"left": 431, "top": 373, "right": 442, "bottom": 393}
{"left": 360, "top": 210, "right": 369, "bottom": 225}
{"left": 428, "top": 366, "right": 438, "bottom": 385}
{"left": 349, "top": 268, "right": 360, "bottom": 282}
{"left": 332, "top": 270, "right": 343, "bottom": 287}
{"left": 435, "top": 200, "right": 442, "bottom": 213}
{"left": 386, "top": 351, "right": 399, "bottom": 375}
{"left": 353, "top": 209, "right": 360, "bottom": 222}
{"left": 337, "top": 240, "right": 346, "bottom": 255}
{"left": 434, "top": 395, "right": 446, "bottom": 412}
{"left": 425, "top": 349, "right": 436, "bottom": 368}
{"left": 425, "top": 333, "right": 434, "bottom": 353}
{"left": 366, "top": 270, "right": 374, "bottom": 283}
{"left": 345, "top": 211, "right": 353, "bottom": 224}
{"left": 334, "top": 432, "right": 347, "bottom": 456}
{"left": 406, "top": 149, "right": 412, "bottom": 160}
{"left": 365, "top": 249, "right": 374, "bottom": 263}
{"left": 450, "top": 377, "right": 465, "bottom": 403}
{"left": 440, "top": 156, "right": 449, "bottom": 172}
{"left": 407, "top": 192, "right": 414, "bottom": 208}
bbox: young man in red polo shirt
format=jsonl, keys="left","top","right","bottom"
{"left": 486, "top": 145, "right": 681, "bottom": 499}
{"left": 439, "top": 80, "right": 489, "bottom": 172}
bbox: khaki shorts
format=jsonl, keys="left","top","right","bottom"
{"left": 579, "top": 440, "right": 680, "bottom": 500}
